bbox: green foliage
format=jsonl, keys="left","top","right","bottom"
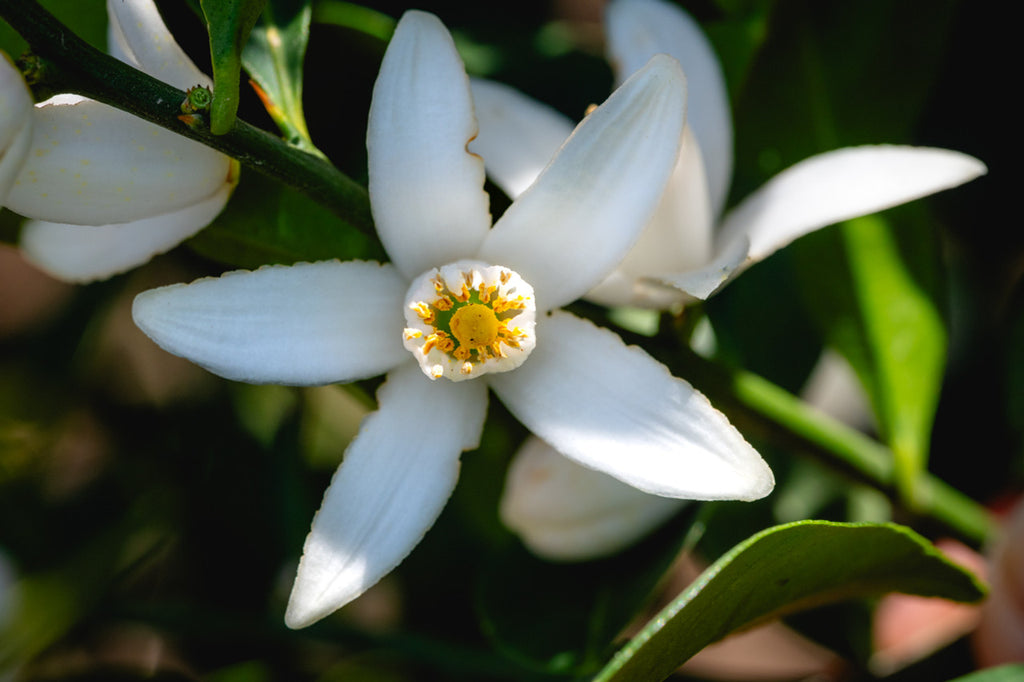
{"left": 594, "top": 521, "right": 985, "bottom": 682}
{"left": 200, "top": 0, "right": 267, "bottom": 134}
{"left": 0, "top": 1, "right": 1013, "bottom": 680}
{"left": 0, "top": 0, "right": 107, "bottom": 57}
{"left": 186, "top": 170, "right": 382, "bottom": 269}
{"left": 793, "top": 213, "right": 947, "bottom": 508}
{"left": 476, "top": 509, "right": 696, "bottom": 677}
{"left": 242, "top": 0, "right": 319, "bottom": 153}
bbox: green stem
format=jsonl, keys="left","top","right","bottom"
{"left": 675, "top": 347, "right": 997, "bottom": 546}
{"left": 1, "top": 0, "right": 374, "bottom": 236}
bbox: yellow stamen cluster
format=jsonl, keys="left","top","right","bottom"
{"left": 402, "top": 261, "right": 537, "bottom": 382}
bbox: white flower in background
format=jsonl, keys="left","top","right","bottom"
{"left": 0, "top": 52, "right": 33, "bottom": 204}
{"left": 501, "top": 349, "right": 873, "bottom": 561}
{"left": 472, "top": 0, "right": 987, "bottom": 308}
{"left": 476, "top": 0, "right": 987, "bottom": 560}
{"left": 9, "top": 0, "right": 238, "bottom": 283}
{"left": 132, "top": 11, "right": 774, "bottom": 627}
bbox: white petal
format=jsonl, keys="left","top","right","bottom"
{"left": 500, "top": 436, "right": 686, "bottom": 561}
{"left": 653, "top": 231, "right": 749, "bottom": 300}
{"left": 285, "top": 362, "right": 488, "bottom": 628}
{"left": 20, "top": 178, "right": 235, "bottom": 283}
{"left": 479, "top": 55, "right": 686, "bottom": 311}
{"left": 587, "top": 126, "right": 715, "bottom": 308}
{"left": 717, "top": 145, "right": 988, "bottom": 265}
{"left": 468, "top": 77, "right": 575, "bottom": 199}
{"left": 488, "top": 311, "right": 774, "bottom": 500}
{"left": 106, "top": 0, "right": 210, "bottom": 88}
{"left": 367, "top": 11, "right": 491, "bottom": 280}
{"left": 1, "top": 54, "right": 33, "bottom": 202}
{"left": 605, "top": 0, "right": 732, "bottom": 216}
{"left": 132, "top": 260, "right": 409, "bottom": 385}
{"left": 6, "top": 98, "right": 232, "bottom": 225}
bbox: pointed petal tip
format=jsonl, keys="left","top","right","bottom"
{"left": 283, "top": 565, "right": 366, "bottom": 629}
{"left": 736, "top": 459, "right": 776, "bottom": 502}
{"left": 719, "top": 144, "right": 989, "bottom": 265}
{"left": 283, "top": 591, "right": 329, "bottom": 630}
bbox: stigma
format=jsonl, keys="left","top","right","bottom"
{"left": 403, "top": 260, "right": 537, "bottom": 381}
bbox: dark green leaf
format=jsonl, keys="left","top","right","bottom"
{"left": 594, "top": 521, "right": 985, "bottom": 682}
{"left": 200, "top": 0, "right": 267, "bottom": 134}
{"left": 186, "top": 171, "right": 381, "bottom": 269}
{"left": 0, "top": 0, "right": 107, "bottom": 57}
{"left": 242, "top": 0, "right": 317, "bottom": 153}
{"left": 477, "top": 508, "right": 698, "bottom": 677}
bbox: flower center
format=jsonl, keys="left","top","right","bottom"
{"left": 450, "top": 304, "right": 500, "bottom": 348}
{"left": 403, "top": 260, "right": 537, "bottom": 382}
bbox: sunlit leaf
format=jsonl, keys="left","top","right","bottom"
{"left": 200, "top": 0, "right": 267, "bottom": 134}
{"left": 594, "top": 521, "right": 985, "bottom": 682}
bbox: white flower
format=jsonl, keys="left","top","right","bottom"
{"left": 471, "top": 0, "right": 987, "bottom": 308}
{"left": 9, "top": 0, "right": 238, "bottom": 283}
{"left": 0, "top": 52, "right": 33, "bottom": 205}
{"left": 476, "top": 0, "right": 987, "bottom": 560}
{"left": 131, "top": 10, "right": 774, "bottom": 627}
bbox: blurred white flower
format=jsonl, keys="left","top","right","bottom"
{"left": 132, "top": 11, "right": 774, "bottom": 627}
{"left": 483, "top": 0, "right": 986, "bottom": 561}
{"left": 0, "top": 52, "right": 33, "bottom": 204}
{"left": 10, "top": 0, "right": 238, "bottom": 283}
{"left": 973, "top": 497, "right": 1024, "bottom": 666}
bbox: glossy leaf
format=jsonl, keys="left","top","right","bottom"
{"left": 185, "top": 171, "right": 381, "bottom": 269}
{"left": 594, "top": 521, "right": 985, "bottom": 682}
{"left": 201, "top": 0, "right": 267, "bottom": 134}
{"left": 242, "top": 0, "right": 317, "bottom": 153}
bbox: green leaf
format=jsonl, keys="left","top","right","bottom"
{"left": 950, "top": 665, "right": 1024, "bottom": 682}
{"left": 242, "top": 0, "right": 318, "bottom": 153}
{"left": 313, "top": 1, "right": 396, "bottom": 43}
{"left": 201, "top": 0, "right": 267, "bottom": 134}
{"left": 186, "top": 171, "right": 382, "bottom": 269}
{"left": 0, "top": 0, "right": 107, "bottom": 57}
{"left": 793, "top": 213, "right": 947, "bottom": 508}
{"left": 594, "top": 520, "right": 985, "bottom": 682}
